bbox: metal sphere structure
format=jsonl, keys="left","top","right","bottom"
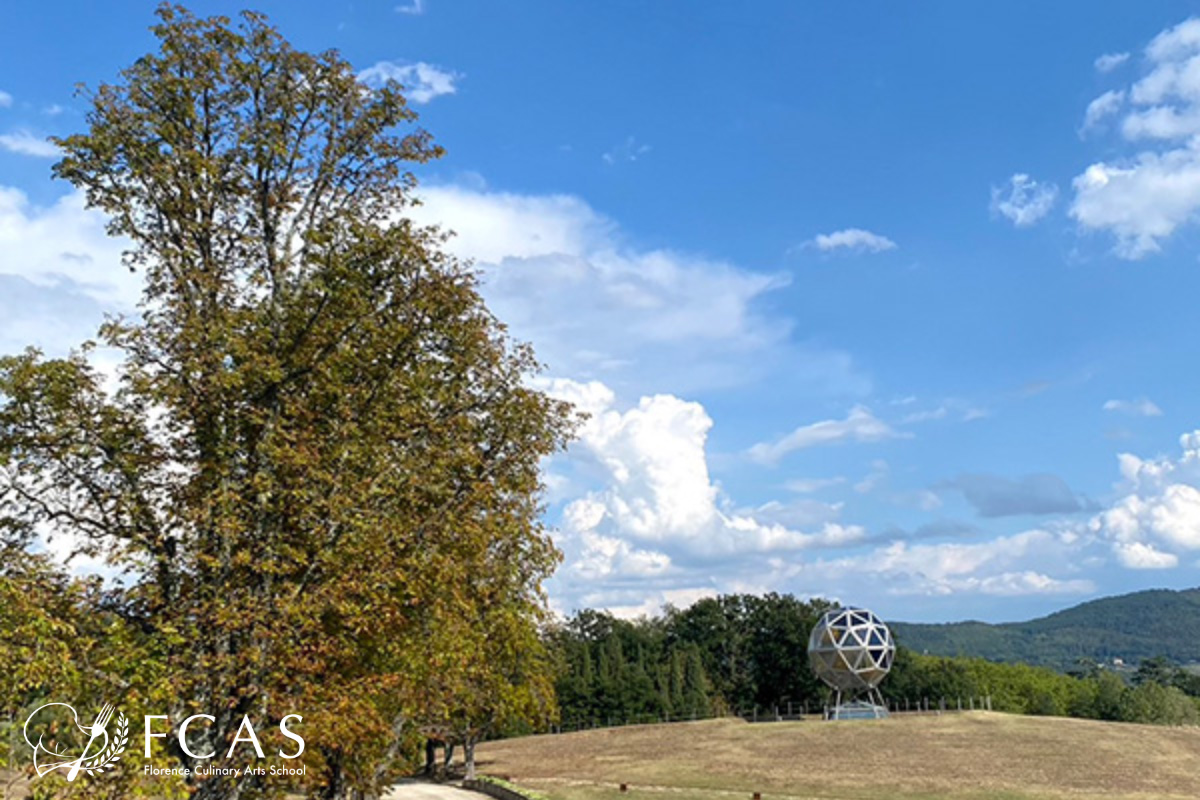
{"left": 807, "top": 606, "right": 894, "bottom": 719}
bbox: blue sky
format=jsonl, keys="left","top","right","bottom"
{"left": 4, "top": 3, "right": 1200, "bottom": 623}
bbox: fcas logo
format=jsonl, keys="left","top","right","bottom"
{"left": 22, "top": 702, "right": 130, "bottom": 780}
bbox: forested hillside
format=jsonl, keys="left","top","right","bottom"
{"left": 892, "top": 588, "right": 1200, "bottom": 669}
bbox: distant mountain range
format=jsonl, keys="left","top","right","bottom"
{"left": 891, "top": 587, "right": 1200, "bottom": 670}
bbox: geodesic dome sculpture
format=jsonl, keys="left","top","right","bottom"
{"left": 807, "top": 606, "right": 894, "bottom": 719}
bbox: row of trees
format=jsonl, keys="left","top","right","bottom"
{"left": 549, "top": 595, "right": 1200, "bottom": 730}
{"left": 1, "top": 6, "right": 569, "bottom": 799}
{"left": 552, "top": 594, "right": 835, "bottom": 724}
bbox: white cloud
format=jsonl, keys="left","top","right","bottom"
{"left": 901, "top": 406, "right": 948, "bottom": 424}
{"left": 1094, "top": 52, "right": 1130, "bottom": 73}
{"left": 807, "top": 228, "right": 896, "bottom": 254}
{"left": 602, "top": 136, "right": 651, "bottom": 165}
{"left": 545, "top": 378, "right": 869, "bottom": 569}
{"left": 990, "top": 174, "right": 1058, "bottom": 227}
{"left": 410, "top": 183, "right": 864, "bottom": 396}
{"left": 0, "top": 130, "right": 58, "bottom": 158}
{"left": 1082, "top": 89, "right": 1125, "bottom": 132}
{"left": 1071, "top": 147, "right": 1200, "bottom": 258}
{"left": 1145, "top": 18, "right": 1200, "bottom": 64}
{"left": 587, "top": 587, "right": 719, "bottom": 620}
{"left": 773, "top": 529, "right": 1094, "bottom": 598}
{"left": 414, "top": 186, "right": 611, "bottom": 263}
{"left": 1070, "top": 18, "right": 1200, "bottom": 256}
{"left": 1094, "top": 430, "right": 1200, "bottom": 566}
{"left": 854, "top": 459, "right": 890, "bottom": 495}
{"left": 1103, "top": 397, "right": 1163, "bottom": 417}
{"left": 749, "top": 498, "right": 845, "bottom": 529}
{"left": 394, "top": 0, "right": 425, "bottom": 14}
{"left": 0, "top": 91, "right": 12, "bottom": 108}
{"left": 785, "top": 476, "right": 846, "bottom": 494}
{"left": 0, "top": 187, "right": 136, "bottom": 310}
{"left": 748, "top": 406, "right": 907, "bottom": 465}
{"left": 1114, "top": 541, "right": 1178, "bottom": 569}
{"left": 357, "top": 61, "right": 459, "bottom": 103}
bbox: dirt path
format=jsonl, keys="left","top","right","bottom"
{"left": 383, "top": 779, "right": 481, "bottom": 799}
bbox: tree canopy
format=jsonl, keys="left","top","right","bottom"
{"left": 0, "top": 5, "right": 572, "bottom": 799}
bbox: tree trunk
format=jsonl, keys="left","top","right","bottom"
{"left": 425, "top": 739, "right": 437, "bottom": 776}
{"left": 464, "top": 739, "right": 476, "bottom": 780}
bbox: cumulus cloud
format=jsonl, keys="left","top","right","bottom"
{"left": 1071, "top": 146, "right": 1200, "bottom": 258}
{"left": 748, "top": 406, "right": 907, "bottom": 465}
{"left": 545, "top": 378, "right": 868, "bottom": 568}
{"left": 990, "top": 174, "right": 1058, "bottom": 227}
{"left": 1103, "top": 397, "right": 1163, "bottom": 417}
{"left": 806, "top": 228, "right": 897, "bottom": 254}
{"left": 0, "top": 130, "right": 58, "bottom": 158}
{"left": 1070, "top": 18, "right": 1200, "bottom": 256}
{"left": 1094, "top": 430, "right": 1200, "bottom": 567}
{"left": 1113, "top": 541, "right": 1178, "bottom": 569}
{"left": 1094, "top": 52, "right": 1130, "bottom": 73}
{"left": 539, "top": 377, "right": 884, "bottom": 612}
{"left": 945, "top": 473, "right": 1085, "bottom": 518}
{"left": 357, "top": 61, "right": 459, "bottom": 103}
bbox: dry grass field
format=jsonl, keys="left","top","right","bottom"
{"left": 474, "top": 712, "right": 1200, "bottom": 800}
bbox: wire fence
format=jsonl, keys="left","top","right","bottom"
{"left": 548, "top": 695, "right": 995, "bottom": 733}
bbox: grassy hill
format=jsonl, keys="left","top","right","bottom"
{"left": 475, "top": 713, "right": 1200, "bottom": 800}
{"left": 891, "top": 587, "right": 1200, "bottom": 669}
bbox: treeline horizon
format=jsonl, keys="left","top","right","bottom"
{"left": 541, "top": 592, "right": 1200, "bottom": 731}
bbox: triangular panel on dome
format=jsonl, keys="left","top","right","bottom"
{"left": 860, "top": 667, "right": 885, "bottom": 685}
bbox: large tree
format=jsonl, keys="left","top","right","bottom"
{"left": 0, "top": 5, "right": 572, "bottom": 799}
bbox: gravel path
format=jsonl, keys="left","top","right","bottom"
{"left": 383, "top": 779, "right": 482, "bottom": 799}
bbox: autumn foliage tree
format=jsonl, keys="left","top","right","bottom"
{"left": 419, "top": 534, "right": 559, "bottom": 780}
{"left": 0, "top": 5, "right": 572, "bottom": 799}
